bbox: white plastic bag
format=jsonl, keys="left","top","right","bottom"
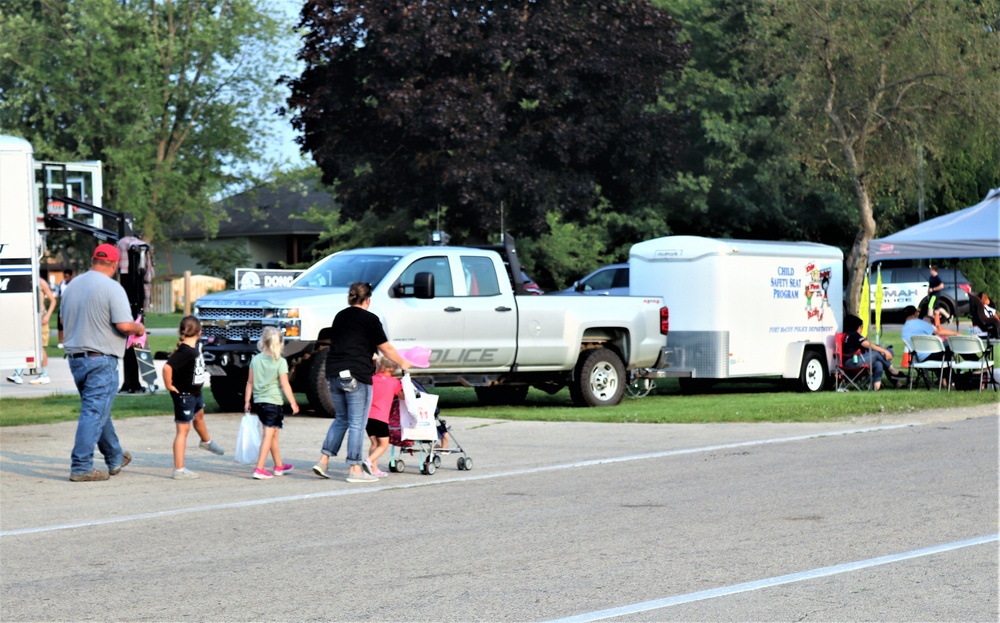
{"left": 235, "top": 412, "right": 262, "bottom": 464}
{"left": 400, "top": 374, "right": 438, "bottom": 441}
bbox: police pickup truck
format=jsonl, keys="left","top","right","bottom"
{"left": 195, "top": 241, "right": 669, "bottom": 414}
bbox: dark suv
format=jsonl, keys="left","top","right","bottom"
{"left": 874, "top": 266, "right": 972, "bottom": 318}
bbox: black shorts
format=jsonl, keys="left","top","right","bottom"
{"left": 254, "top": 402, "right": 285, "bottom": 429}
{"left": 172, "top": 393, "right": 205, "bottom": 423}
{"left": 366, "top": 418, "right": 389, "bottom": 437}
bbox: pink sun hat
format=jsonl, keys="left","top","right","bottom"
{"left": 400, "top": 346, "right": 431, "bottom": 368}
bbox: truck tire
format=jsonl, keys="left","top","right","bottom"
{"left": 210, "top": 370, "right": 248, "bottom": 413}
{"left": 475, "top": 385, "right": 529, "bottom": 406}
{"left": 305, "top": 349, "right": 336, "bottom": 418}
{"left": 570, "top": 348, "right": 626, "bottom": 407}
{"left": 798, "top": 351, "right": 827, "bottom": 392}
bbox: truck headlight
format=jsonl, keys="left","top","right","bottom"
{"left": 264, "top": 307, "right": 299, "bottom": 319}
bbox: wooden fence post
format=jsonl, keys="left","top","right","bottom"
{"left": 184, "top": 271, "right": 192, "bottom": 316}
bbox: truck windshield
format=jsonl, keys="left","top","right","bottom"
{"left": 292, "top": 253, "right": 402, "bottom": 288}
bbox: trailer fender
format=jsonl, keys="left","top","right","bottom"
{"left": 783, "top": 342, "right": 826, "bottom": 380}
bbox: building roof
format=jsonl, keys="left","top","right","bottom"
{"left": 174, "top": 178, "right": 334, "bottom": 239}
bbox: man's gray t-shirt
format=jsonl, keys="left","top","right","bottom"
{"left": 61, "top": 270, "right": 134, "bottom": 357}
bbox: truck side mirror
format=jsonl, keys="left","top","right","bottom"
{"left": 414, "top": 272, "right": 435, "bottom": 299}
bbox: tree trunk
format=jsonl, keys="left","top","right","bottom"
{"left": 844, "top": 171, "right": 876, "bottom": 316}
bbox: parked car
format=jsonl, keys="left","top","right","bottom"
{"left": 871, "top": 266, "right": 972, "bottom": 318}
{"left": 549, "top": 264, "right": 629, "bottom": 296}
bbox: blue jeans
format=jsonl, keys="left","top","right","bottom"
{"left": 69, "top": 355, "right": 125, "bottom": 475}
{"left": 321, "top": 379, "right": 372, "bottom": 465}
{"left": 858, "top": 350, "right": 890, "bottom": 385}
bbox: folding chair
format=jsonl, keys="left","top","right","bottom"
{"left": 908, "top": 335, "right": 951, "bottom": 391}
{"left": 948, "top": 335, "right": 997, "bottom": 393}
{"left": 834, "top": 332, "right": 872, "bottom": 391}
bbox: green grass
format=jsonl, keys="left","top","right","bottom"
{"left": 5, "top": 374, "right": 994, "bottom": 428}
{"left": 7, "top": 326, "right": 996, "bottom": 427}
{"left": 44, "top": 334, "right": 177, "bottom": 362}
{"left": 143, "top": 312, "right": 185, "bottom": 329}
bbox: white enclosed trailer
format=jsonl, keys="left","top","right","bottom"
{"left": 0, "top": 136, "right": 43, "bottom": 372}
{"left": 629, "top": 236, "right": 843, "bottom": 392}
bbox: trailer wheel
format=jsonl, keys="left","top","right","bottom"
{"left": 799, "top": 351, "right": 827, "bottom": 393}
{"left": 210, "top": 370, "right": 248, "bottom": 413}
{"left": 569, "top": 348, "right": 626, "bottom": 407}
{"left": 305, "top": 349, "right": 336, "bottom": 418}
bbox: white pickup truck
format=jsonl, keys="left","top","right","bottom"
{"left": 195, "top": 241, "right": 669, "bottom": 413}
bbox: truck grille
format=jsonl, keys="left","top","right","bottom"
{"left": 197, "top": 307, "right": 265, "bottom": 320}
{"left": 196, "top": 307, "right": 264, "bottom": 342}
{"left": 203, "top": 324, "right": 262, "bottom": 341}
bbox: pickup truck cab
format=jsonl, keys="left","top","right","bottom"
{"left": 196, "top": 242, "right": 668, "bottom": 413}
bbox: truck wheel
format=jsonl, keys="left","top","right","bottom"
{"left": 570, "top": 348, "right": 626, "bottom": 407}
{"left": 305, "top": 349, "right": 336, "bottom": 418}
{"left": 474, "top": 385, "right": 529, "bottom": 406}
{"left": 210, "top": 370, "right": 248, "bottom": 413}
{"left": 799, "top": 351, "right": 827, "bottom": 392}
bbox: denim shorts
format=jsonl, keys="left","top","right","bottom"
{"left": 254, "top": 402, "right": 285, "bottom": 429}
{"left": 172, "top": 393, "right": 205, "bottom": 423}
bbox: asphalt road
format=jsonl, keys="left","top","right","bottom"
{"left": 0, "top": 404, "right": 997, "bottom": 622}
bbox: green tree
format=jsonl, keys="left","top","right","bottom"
{"left": 654, "top": 0, "right": 856, "bottom": 246}
{"left": 0, "top": 0, "right": 290, "bottom": 247}
{"left": 284, "top": 0, "right": 690, "bottom": 243}
{"left": 188, "top": 241, "right": 250, "bottom": 287}
{"left": 744, "top": 0, "right": 1000, "bottom": 313}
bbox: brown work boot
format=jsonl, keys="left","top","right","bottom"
{"left": 69, "top": 469, "right": 110, "bottom": 482}
{"left": 109, "top": 452, "right": 132, "bottom": 476}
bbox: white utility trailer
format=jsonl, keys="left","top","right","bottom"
{"left": 0, "top": 136, "right": 43, "bottom": 372}
{"left": 629, "top": 236, "right": 843, "bottom": 392}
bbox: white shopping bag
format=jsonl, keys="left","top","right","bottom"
{"left": 400, "top": 374, "right": 438, "bottom": 441}
{"left": 235, "top": 412, "right": 262, "bottom": 464}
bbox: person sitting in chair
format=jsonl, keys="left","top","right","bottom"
{"left": 901, "top": 305, "right": 959, "bottom": 362}
{"left": 974, "top": 292, "right": 1000, "bottom": 336}
{"left": 842, "top": 314, "right": 899, "bottom": 390}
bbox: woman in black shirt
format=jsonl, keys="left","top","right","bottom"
{"left": 843, "top": 314, "right": 897, "bottom": 390}
{"left": 312, "top": 283, "right": 411, "bottom": 482}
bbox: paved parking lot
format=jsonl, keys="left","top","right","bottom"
{"left": 1, "top": 402, "right": 996, "bottom": 621}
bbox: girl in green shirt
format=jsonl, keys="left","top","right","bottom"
{"left": 244, "top": 327, "right": 299, "bottom": 479}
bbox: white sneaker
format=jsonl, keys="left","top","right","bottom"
{"left": 6, "top": 374, "right": 23, "bottom": 385}
{"left": 173, "top": 468, "right": 200, "bottom": 480}
{"left": 29, "top": 375, "right": 51, "bottom": 385}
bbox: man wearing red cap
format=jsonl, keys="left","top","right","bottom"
{"left": 61, "top": 243, "right": 146, "bottom": 482}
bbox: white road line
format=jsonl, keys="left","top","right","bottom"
{"left": 0, "top": 423, "right": 910, "bottom": 537}
{"left": 544, "top": 534, "right": 999, "bottom": 623}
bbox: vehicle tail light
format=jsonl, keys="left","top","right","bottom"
{"left": 958, "top": 284, "right": 971, "bottom": 294}
{"left": 660, "top": 307, "right": 669, "bottom": 335}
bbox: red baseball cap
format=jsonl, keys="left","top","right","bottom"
{"left": 93, "top": 243, "right": 120, "bottom": 262}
